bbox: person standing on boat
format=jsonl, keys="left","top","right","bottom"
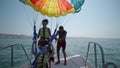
{"left": 37, "top": 19, "right": 54, "bottom": 68}
{"left": 38, "top": 19, "right": 51, "bottom": 50}
{"left": 55, "top": 26, "right": 67, "bottom": 65}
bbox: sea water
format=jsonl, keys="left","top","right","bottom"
{"left": 0, "top": 37, "right": 120, "bottom": 68}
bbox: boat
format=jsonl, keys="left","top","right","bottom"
{"left": 0, "top": 42, "right": 117, "bottom": 68}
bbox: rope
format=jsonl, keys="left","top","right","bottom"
{"left": 33, "top": 12, "right": 39, "bottom": 24}
{"left": 36, "top": 16, "right": 43, "bottom": 30}
{"left": 23, "top": 5, "right": 34, "bottom": 30}
{"left": 62, "top": 14, "right": 74, "bottom": 26}
{"left": 50, "top": 17, "right": 52, "bottom": 31}
{"left": 23, "top": 5, "right": 40, "bottom": 31}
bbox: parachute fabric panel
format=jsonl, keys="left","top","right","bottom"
{"left": 22, "top": 0, "right": 40, "bottom": 12}
{"left": 71, "top": 0, "right": 84, "bottom": 13}
{"left": 22, "top": 0, "right": 75, "bottom": 17}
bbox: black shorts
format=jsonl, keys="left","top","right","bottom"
{"left": 38, "top": 40, "right": 49, "bottom": 47}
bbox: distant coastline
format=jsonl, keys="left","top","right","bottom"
{"left": 0, "top": 33, "right": 32, "bottom": 39}
{"left": 0, "top": 33, "right": 119, "bottom": 40}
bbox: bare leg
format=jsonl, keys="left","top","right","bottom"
{"left": 55, "top": 47, "right": 60, "bottom": 64}
{"left": 48, "top": 60, "right": 51, "bottom": 68}
{"left": 62, "top": 49, "right": 67, "bottom": 65}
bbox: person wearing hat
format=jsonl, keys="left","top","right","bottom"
{"left": 37, "top": 19, "right": 54, "bottom": 68}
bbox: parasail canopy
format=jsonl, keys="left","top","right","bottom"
{"left": 20, "top": 0, "right": 84, "bottom": 17}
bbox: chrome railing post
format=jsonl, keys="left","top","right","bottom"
{"left": 98, "top": 44, "right": 105, "bottom": 68}
{"left": 85, "top": 42, "right": 90, "bottom": 66}
{"left": 105, "top": 62, "right": 117, "bottom": 68}
{"left": 94, "top": 43, "right": 97, "bottom": 68}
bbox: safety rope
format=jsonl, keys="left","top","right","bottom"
{"left": 23, "top": 5, "right": 33, "bottom": 30}
{"left": 62, "top": 14, "right": 74, "bottom": 26}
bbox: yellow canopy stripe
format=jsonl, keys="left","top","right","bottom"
{"left": 24, "top": 0, "right": 75, "bottom": 17}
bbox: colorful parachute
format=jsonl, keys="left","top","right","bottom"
{"left": 20, "top": 0, "right": 84, "bottom": 17}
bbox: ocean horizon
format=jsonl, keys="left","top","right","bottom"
{"left": 0, "top": 33, "right": 120, "bottom": 39}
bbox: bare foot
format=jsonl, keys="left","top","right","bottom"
{"left": 55, "top": 61, "right": 60, "bottom": 65}
{"left": 64, "top": 61, "right": 67, "bottom": 65}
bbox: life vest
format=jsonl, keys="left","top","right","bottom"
{"left": 36, "top": 54, "right": 49, "bottom": 68}
{"left": 39, "top": 27, "right": 50, "bottom": 39}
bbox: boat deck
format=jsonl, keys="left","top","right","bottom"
{"left": 19, "top": 55, "right": 93, "bottom": 68}
{"left": 51, "top": 55, "right": 92, "bottom": 68}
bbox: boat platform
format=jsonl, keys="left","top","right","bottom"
{"left": 19, "top": 55, "right": 93, "bottom": 68}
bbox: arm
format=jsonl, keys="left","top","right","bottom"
{"left": 48, "top": 28, "right": 51, "bottom": 37}
{"left": 37, "top": 29, "right": 40, "bottom": 38}
{"left": 55, "top": 31, "right": 59, "bottom": 40}
{"left": 37, "top": 29, "right": 39, "bottom": 38}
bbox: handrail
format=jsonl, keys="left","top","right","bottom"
{"left": 85, "top": 42, "right": 117, "bottom": 68}
{"left": 0, "top": 44, "right": 31, "bottom": 67}
{"left": 105, "top": 62, "right": 117, "bottom": 68}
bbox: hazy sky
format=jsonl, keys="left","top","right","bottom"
{"left": 0, "top": 0, "right": 120, "bottom": 38}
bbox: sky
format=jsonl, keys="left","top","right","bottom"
{"left": 0, "top": 0, "right": 120, "bottom": 38}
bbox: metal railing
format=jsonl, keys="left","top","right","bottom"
{"left": 85, "top": 42, "right": 117, "bottom": 68}
{"left": 105, "top": 62, "right": 117, "bottom": 68}
{"left": 0, "top": 44, "right": 31, "bottom": 67}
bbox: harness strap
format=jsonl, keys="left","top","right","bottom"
{"left": 43, "top": 28, "right": 45, "bottom": 40}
